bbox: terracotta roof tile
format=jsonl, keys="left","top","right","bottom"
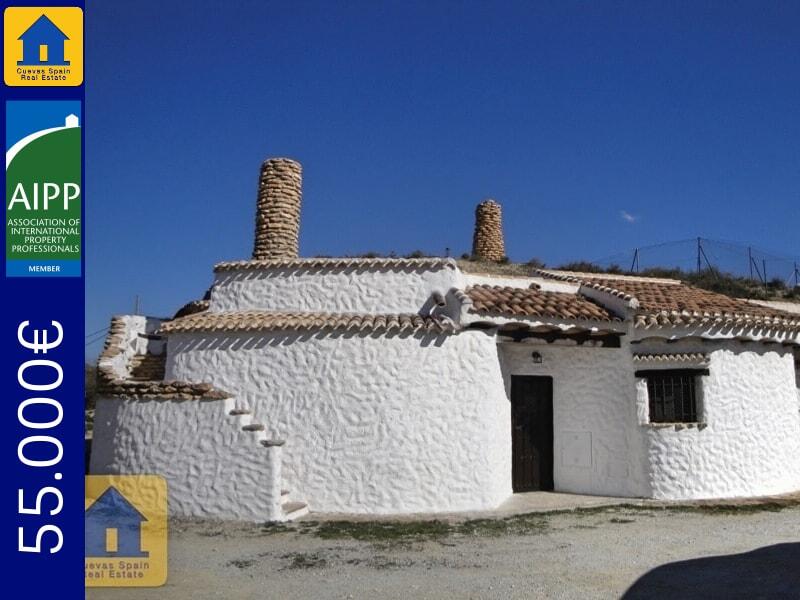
{"left": 160, "top": 311, "right": 456, "bottom": 334}
{"left": 537, "top": 270, "right": 800, "bottom": 331}
{"left": 466, "top": 285, "right": 620, "bottom": 322}
{"left": 100, "top": 379, "right": 232, "bottom": 400}
{"left": 214, "top": 257, "right": 456, "bottom": 273}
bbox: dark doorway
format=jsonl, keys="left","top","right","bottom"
{"left": 511, "top": 376, "right": 554, "bottom": 492}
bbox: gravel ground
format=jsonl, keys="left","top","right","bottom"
{"left": 87, "top": 504, "right": 800, "bottom": 599}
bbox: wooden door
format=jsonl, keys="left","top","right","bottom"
{"left": 511, "top": 376, "right": 554, "bottom": 492}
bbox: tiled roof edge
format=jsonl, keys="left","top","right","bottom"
{"left": 633, "top": 311, "right": 800, "bottom": 331}
{"left": 96, "top": 315, "right": 135, "bottom": 386}
{"left": 99, "top": 379, "right": 231, "bottom": 401}
{"left": 214, "top": 257, "right": 458, "bottom": 273}
{"left": 159, "top": 311, "right": 458, "bottom": 335}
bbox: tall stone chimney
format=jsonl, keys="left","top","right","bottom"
{"left": 252, "top": 158, "right": 302, "bottom": 260}
{"left": 471, "top": 199, "right": 505, "bottom": 262}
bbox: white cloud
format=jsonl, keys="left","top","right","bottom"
{"left": 620, "top": 210, "right": 638, "bottom": 223}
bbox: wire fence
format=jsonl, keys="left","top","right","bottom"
{"left": 589, "top": 237, "right": 799, "bottom": 288}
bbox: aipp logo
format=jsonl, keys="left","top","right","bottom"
{"left": 4, "top": 7, "right": 83, "bottom": 86}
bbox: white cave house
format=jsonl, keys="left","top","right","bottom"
{"left": 90, "top": 157, "right": 800, "bottom": 521}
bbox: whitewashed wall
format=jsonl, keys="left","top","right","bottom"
{"left": 635, "top": 340, "right": 800, "bottom": 500}
{"left": 90, "top": 396, "right": 284, "bottom": 521}
{"left": 500, "top": 338, "right": 800, "bottom": 501}
{"left": 498, "top": 342, "right": 649, "bottom": 498}
{"left": 210, "top": 265, "right": 464, "bottom": 314}
{"left": 165, "top": 329, "right": 511, "bottom": 515}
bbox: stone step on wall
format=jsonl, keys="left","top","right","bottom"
{"left": 230, "top": 408, "right": 309, "bottom": 522}
{"left": 281, "top": 501, "right": 309, "bottom": 519}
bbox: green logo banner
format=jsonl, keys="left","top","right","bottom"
{"left": 6, "top": 101, "right": 81, "bottom": 277}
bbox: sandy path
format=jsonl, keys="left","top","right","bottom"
{"left": 87, "top": 504, "right": 800, "bottom": 599}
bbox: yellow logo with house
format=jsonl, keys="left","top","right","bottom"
{"left": 4, "top": 6, "right": 83, "bottom": 86}
{"left": 85, "top": 475, "right": 168, "bottom": 587}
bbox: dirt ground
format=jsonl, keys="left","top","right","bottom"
{"left": 87, "top": 503, "right": 800, "bottom": 599}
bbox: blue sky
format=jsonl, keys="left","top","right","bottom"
{"left": 85, "top": 1, "right": 799, "bottom": 356}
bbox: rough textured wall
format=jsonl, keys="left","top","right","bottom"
{"left": 499, "top": 343, "right": 649, "bottom": 498}
{"left": 90, "top": 396, "right": 284, "bottom": 521}
{"left": 638, "top": 342, "right": 800, "bottom": 499}
{"left": 471, "top": 200, "right": 505, "bottom": 262}
{"left": 210, "top": 265, "right": 464, "bottom": 315}
{"left": 166, "top": 329, "right": 511, "bottom": 514}
{"left": 252, "top": 158, "right": 302, "bottom": 260}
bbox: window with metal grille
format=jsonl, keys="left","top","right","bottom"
{"left": 638, "top": 369, "right": 707, "bottom": 423}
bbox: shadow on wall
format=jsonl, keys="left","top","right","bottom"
{"left": 622, "top": 543, "right": 800, "bottom": 599}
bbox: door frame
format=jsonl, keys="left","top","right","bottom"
{"left": 510, "top": 375, "right": 554, "bottom": 493}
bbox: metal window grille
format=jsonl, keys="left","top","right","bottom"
{"left": 646, "top": 371, "right": 698, "bottom": 423}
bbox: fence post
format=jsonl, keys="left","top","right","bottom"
{"left": 696, "top": 238, "right": 702, "bottom": 274}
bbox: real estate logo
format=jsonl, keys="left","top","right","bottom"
{"left": 3, "top": 6, "right": 83, "bottom": 86}
{"left": 6, "top": 101, "right": 82, "bottom": 277}
{"left": 85, "top": 475, "right": 168, "bottom": 587}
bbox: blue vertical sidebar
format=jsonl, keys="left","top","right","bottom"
{"left": 1, "top": 1, "right": 85, "bottom": 596}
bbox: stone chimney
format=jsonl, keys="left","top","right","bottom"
{"left": 471, "top": 199, "right": 505, "bottom": 262}
{"left": 252, "top": 158, "right": 302, "bottom": 260}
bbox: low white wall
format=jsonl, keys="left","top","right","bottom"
{"left": 499, "top": 342, "right": 649, "bottom": 498}
{"left": 90, "top": 396, "right": 284, "bottom": 521}
{"left": 637, "top": 342, "right": 800, "bottom": 500}
{"left": 166, "top": 329, "right": 511, "bottom": 515}
{"left": 209, "top": 265, "right": 463, "bottom": 314}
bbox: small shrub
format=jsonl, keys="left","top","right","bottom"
{"left": 527, "top": 257, "right": 546, "bottom": 269}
